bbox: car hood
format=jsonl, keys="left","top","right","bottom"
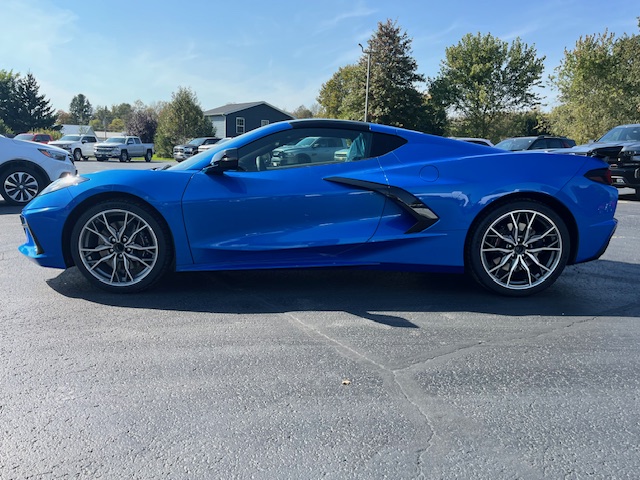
{"left": 49, "top": 141, "right": 73, "bottom": 146}
{"left": 566, "top": 140, "right": 640, "bottom": 156}
{"left": 95, "top": 142, "right": 122, "bottom": 147}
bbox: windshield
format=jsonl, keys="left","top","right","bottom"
{"left": 105, "top": 137, "right": 125, "bottom": 143}
{"left": 495, "top": 137, "right": 535, "bottom": 151}
{"left": 598, "top": 126, "right": 640, "bottom": 142}
{"left": 59, "top": 135, "right": 80, "bottom": 141}
{"left": 294, "top": 137, "right": 318, "bottom": 147}
{"left": 187, "top": 138, "right": 207, "bottom": 146}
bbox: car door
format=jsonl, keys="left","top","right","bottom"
{"left": 180, "top": 127, "right": 389, "bottom": 268}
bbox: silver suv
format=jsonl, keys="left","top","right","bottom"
{"left": 270, "top": 136, "right": 348, "bottom": 166}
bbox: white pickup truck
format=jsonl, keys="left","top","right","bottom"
{"left": 94, "top": 136, "right": 154, "bottom": 162}
{"left": 49, "top": 134, "right": 99, "bottom": 162}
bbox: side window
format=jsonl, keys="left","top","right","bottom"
{"left": 531, "top": 139, "right": 547, "bottom": 150}
{"left": 236, "top": 127, "right": 375, "bottom": 172}
{"left": 236, "top": 117, "right": 245, "bottom": 134}
{"left": 88, "top": 137, "right": 96, "bottom": 143}
{"left": 548, "top": 139, "right": 563, "bottom": 149}
{"left": 261, "top": 120, "right": 269, "bottom": 127}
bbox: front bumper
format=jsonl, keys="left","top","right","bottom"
{"left": 610, "top": 165, "right": 640, "bottom": 188}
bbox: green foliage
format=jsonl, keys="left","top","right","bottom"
{"left": 108, "top": 118, "right": 125, "bottom": 132}
{"left": 317, "top": 20, "right": 430, "bottom": 131}
{"left": 2, "top": 72, "right": 56, "bottom": 132}
{"left": 433, "top": 33, "right": 545, "bottom": 139}
{"left": 0, "top": 117, "right": 13, "bottom": 136}
{"left": 317, "top": 65, "right": 361, "bottom": 119}
{"left": 548, "top": 27, "right": 640, "bottom": 143}
{"left": 69, "top": 93, "right": 93, "bottom": 124}
{"left": 0, "top": 70, "right": 20, "bottom": 131}
{"left": 291, "top": 105, "right": 314, "bottom": 119}
{"left": 154, "top": 87, "right": 214, "bottom": 157}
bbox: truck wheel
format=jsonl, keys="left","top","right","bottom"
{"left": 635, "top": 189, "right": 640, "bottom": 200}
{"left": 73, "top": 149, "right": 83, "bottom": 162}
{"left": 144, "top": 150, "right": 153, "bottom": 162}
{"left": 119, "top": 150, "right": 129, "bottom": 163}
{"left": 96, "top": 157, "right": 106, "bottom": 162}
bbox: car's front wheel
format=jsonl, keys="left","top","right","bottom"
{"left": 73, "top": 149, "right": 83, "bottom": 162}
{"left": 0, "top": 165, "right": 47, "bottom": 205}
{"left": 119, "top": 150, "right": 129, "bottom": 162}
{"left": 70, "top": 200, "right": 172, "bottom": 293}
{"left": 466, "top": 200, "right": 570, "bottom": 296}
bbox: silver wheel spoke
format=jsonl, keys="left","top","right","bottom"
{"left": 77, "top": 208, "right": 159, "bottom": 287}
{"left": 480, "top": 208, "right": 563, "bottom": 291}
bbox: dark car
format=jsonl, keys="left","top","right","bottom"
{"left": 495, "top": 135, "right": 576, "bottom": 151}
{"left": 564, "top": 124, "right": 640, "bottom": 199}
{"left": 173, "top": 137, "right": 220, "bottom": 162}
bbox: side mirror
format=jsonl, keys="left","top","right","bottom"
{"left": 205, "top": 148, "right": 239, "bottom": 174}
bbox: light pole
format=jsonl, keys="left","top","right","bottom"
{"left": 358, "top": 43, "right": 371, "bottom": 122}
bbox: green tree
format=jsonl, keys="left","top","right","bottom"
{"left": 154, "top": 87, "right": 214, "bottom": 157}
{"left": 361, "top": 19, "right": 427, "bottom": 129}
{"left": 317, "top": 65, "right": 360, "bottom": 119}
{"left": 291, "top": 105, "right": 314, "bottom": 119}
{"left": 108, "top": 118, "right": 125, "bottom": 132}
{"left": 548, "top": 24, "right": 640, "bottom": 143}
{"left": 0, "top": 69, "right": 20, "bottom": 131}
{"left": 433, "top": 32, "right": 545, "bottom": 139}
{"left": 69, "top": 93, "right": 93, "bottom": 125}
{"left": 13, "top": 72, "right": 56, "bottom": 132}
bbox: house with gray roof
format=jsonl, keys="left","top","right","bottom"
{"left": 203, "top": 101, "right": 294, "bottom": 138}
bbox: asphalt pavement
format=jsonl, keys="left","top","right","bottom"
{"left": 1, "top": 161, "right": 639, "bottom": 479}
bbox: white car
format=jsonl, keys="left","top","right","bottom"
{"left": 0, "top": 135, "right": 77, "bottom": 205}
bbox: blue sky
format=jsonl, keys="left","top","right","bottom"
{"left": 1, "top": 0, "right": 637, "bottom": 114}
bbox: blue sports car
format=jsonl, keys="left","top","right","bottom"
{"left": 19, "top": 119, "right": 618, "bottom": 296}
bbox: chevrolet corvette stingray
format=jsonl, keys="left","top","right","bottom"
{"left": 19, "top": 119, "right": 618, "bottom": 296}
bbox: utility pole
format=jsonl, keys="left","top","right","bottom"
{"left": 358, "top": 43, "right": 371, "bottom": 122}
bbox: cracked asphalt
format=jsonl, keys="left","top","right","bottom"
{"left": 1, "top": 162, "right": 639, "bottom": 479}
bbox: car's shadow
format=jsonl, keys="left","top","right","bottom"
{"left": 47, "top": 259, "right": 640, "bottom": 328}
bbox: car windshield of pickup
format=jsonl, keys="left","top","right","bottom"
{"left": 598, "top": 126, "right": 640, "bottom": 142}
{"left": 59, "top": 135, "right": 81, "bottom": 141}
{"left": 105, "top": 137, "right": 125, "bottom": 143}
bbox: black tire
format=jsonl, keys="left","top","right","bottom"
{"left": 73, "top": 149, "right": 83, "bottom": 162}
{"left": 466, "top": 200, "right": 570, "bottom": 296}
{"left": 70, "top": 200, "right": 173, "bottom": 293}
{"left": 634, "top": 189, "right": 640, "bottom": 200}
{"left": 295, "top": 154, "right": 311, "bottom": 164}
{"left": 0, "top": 164, "right": 48, "bottom": 205}
{"left": 119, "top": 150, "right": 129, "bottom": 163}
{"left": 144, "top": 150, "right": 153, "bottom": 162}
{"left": 96, "top": 157, "right": 107, "bottom": 162}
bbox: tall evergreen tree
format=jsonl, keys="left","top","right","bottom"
{"left": 361, "top": 19, "right": 427, "bottom": 129}
{"left": 317, "top": 20, "right": 428, "bottom": 130}
{"left": 13, "top": 72, "right": 56, "bottom": 132}
{"left": 69, "top": 93, "right": 93, "bottom": 125}
{"left": 0, "top": 69, "right": 20, "bottom": 133}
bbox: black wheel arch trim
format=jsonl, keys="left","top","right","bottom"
{"left": 325, "top": 176, "right": 439, "bottom": 234}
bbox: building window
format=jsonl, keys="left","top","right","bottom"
{"left": 261, "top": 120, "right": 269, "bottom": 127}
{"left": 236, "top": 117, "right": 245, "bottom": 134}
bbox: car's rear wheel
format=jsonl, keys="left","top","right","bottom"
{"left": 466, "top": 200, "right": 569, "bottom": 296}
{"left": 144, "top": 150, "right": 153, "bottom": 162}
{"left": 70, "top": 200, "right": 172, "bottom": 293}
{"left": 0, "top": 165, "right": 47, "bottom": 205}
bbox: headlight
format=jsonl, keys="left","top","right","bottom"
{"left": 39, "top": 175, "right": 89, "bottom": 195}
{"left": 38, "top": 148, "right": 68, "bottom": 161}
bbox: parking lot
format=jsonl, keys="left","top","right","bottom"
{"left": 1, "top": 160, "right": 639, "bottom": 478}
